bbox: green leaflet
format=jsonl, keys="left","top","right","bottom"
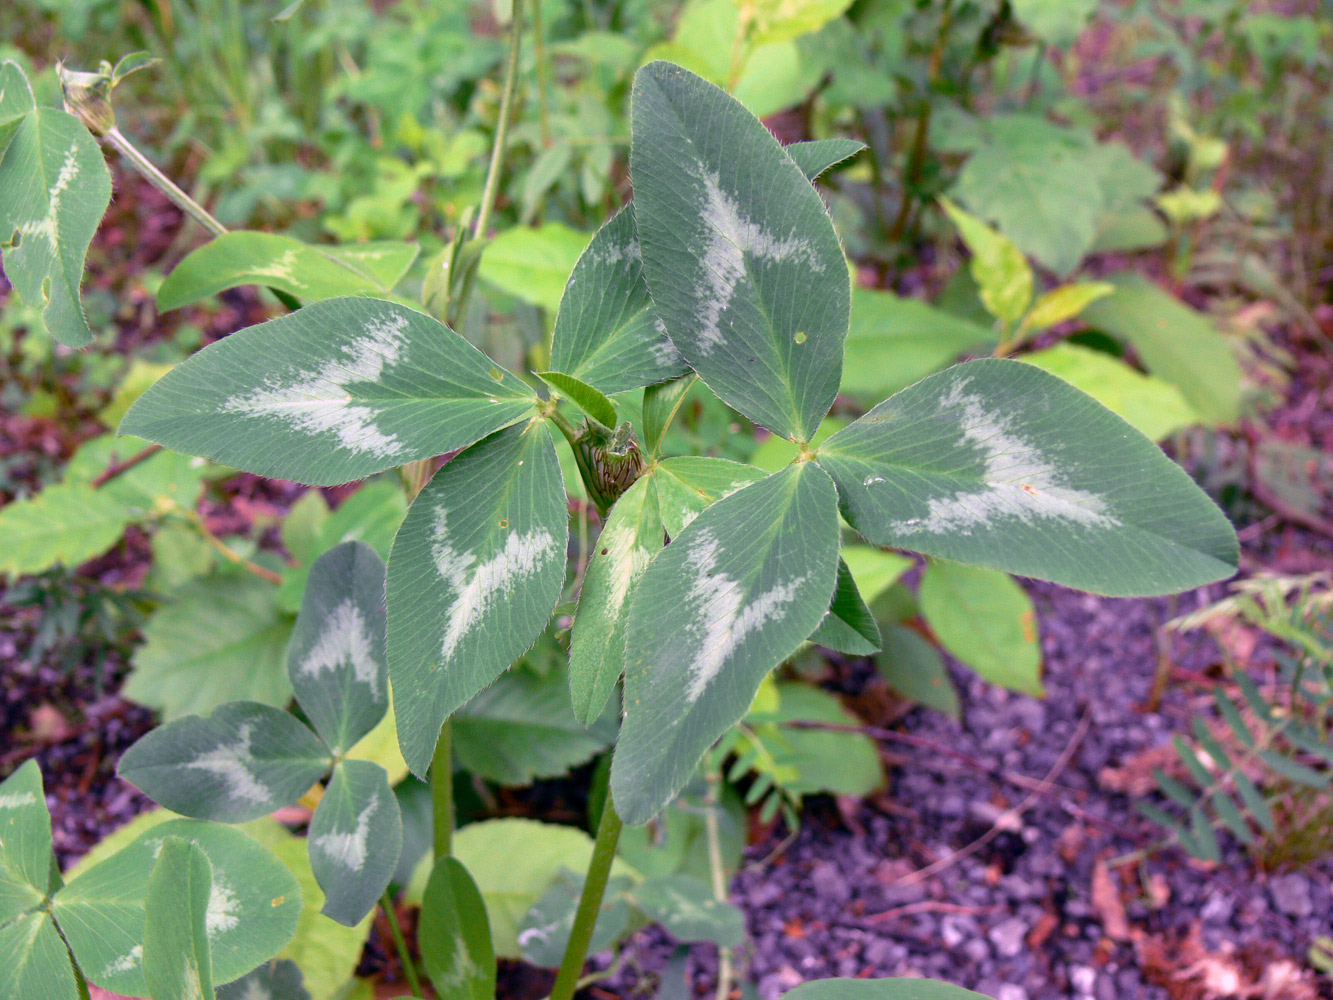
{"left": 940, "top": 198, "right": 1032, "bottom": 327}
{"left": 477, "top": 222, "right": 591, "bottom": 314}
{"left": 784, "top": 138, "right": 867, "bottom": 180}
{"left": 0, "top": 761, "right": 56, "bottom": 924}
{"left": 418, "top": 857, "right": 496, "bottom": 1000}
{"left": 642, "top": 375, "right": 697, "bottom": 457}
{"left": 784, "top": 979, "right": 990, "bottom": 1000}
{"left": 747, "top": 683, "right": 884, "bottom": 799}
{"left": 631, "top": 61, "right": 849, "bottom": 442}
{"left": 568, "top": 475, "right": 665, "bottom": 724}
{"left": 158, "top": 232, "right": 419, "bottom": 311}
{"left": 535, "top": 371, "right": 619, "bottom": 430}
{"left": 116, "top": 702, "right": 332, "bottom": 822}
{"left": 288, "top": 542, "right": 389, "bottom": 755}
{"left": 548, "top": 207, "right": 687, "bottom": 395}
{"left": 876, "top": 626, "right": 959, "bottom": 720}
{"left": 0, "top": 483, "right": 133, "bottom": 578}
{"left": 143, "top": 837, "right": 214, "bottom": 1000}
{"left": 308, "top": 760, "right": 401, "bottom": 926}
{"left": 53, "top": 819, "right": 301, "bottom": 996}
{"left": 122, "top": 297, "right": 537, "bottom": 486}
{"left": 388, "top": 421, "right": 568, "bottom": 776}
{"left": 808, "top": 556, "right": 881, "bottom": 655}
{"left": 612, "top": 462, "right": 840, "bottom": 825}
{"left": 651, "top": 456, "right": 767, "bottom": 538}
{"left": 0, "top": 61, "right": 111, "bottom": 348}
{"left": 453, "top": 667, "right": 614, "bottom": 785}
{"left": 919, "top": 563, "right": 1042, "bottom": 696}
{"left": 216, "top": 960, "right": 311, "bottom": 1000}
{"left": 629, "top": 874, "right": 744, "bottom": 946}
{"left": 0, "top": 911, "right": 78, "bottom": 1000}
{"left": 817, "top": 359, "right": 1238, "bottom": 596}
{"left": 517, "top": 871, "right": 631, "bottom": 968}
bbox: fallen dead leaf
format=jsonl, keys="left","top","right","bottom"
{"left": 1091, "top": 856, "right": 1130, "bottom": 942}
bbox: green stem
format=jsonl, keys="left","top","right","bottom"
{"left": 433, "top": 721, "right": 454, "bottom": 859}
{"left": 381, "top": 889, "right": 425, "bottom": 999}
{"left": 705, "top": 769, "right": 734, "bottom": 1000}
{"left": 473, "top": 6, "right": 524, "bottom": 245}
{"left": 549, "top": 794, "right": 624, "bottom": 1000}
{"left": 104, "top": 127, "right": 226, "bottom": 236}
{"left": 532, "top": 0, "right": 552, "bottom": 148}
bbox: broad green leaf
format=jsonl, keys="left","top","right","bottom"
{"left": 535, "top": 371, "right": 618, "bottom": 430}
{"left": 308, "top": 760, "right": 401, "bottom": 926}
{"left": 157, "top": 233, "right": 419, "bottom": 311}
{"left": 840, "top": 288, "right": 993, "bottom": 402}
{"left": 629, "top": 874, "right": 743, "bottom": 946}
{"left": 784, "top": 138, "right": 866, "bottom": 180}
{"left": 876, "top": 625, "right": 960, "bottom": 720}
{"left": 288, "top": 542, "right": 388, "bottom": 754}
{"left": 276, "top": 479, "right": 406, "bottom": 613}
{"left": 839, "top": 546, "right": 912, "bottom": 605}
{"left": 517, "top": 871, "right": 631, "bottom": 968}
{"left": 631, "top": 61, "right": 849, "bottom": 442}
{"left": 0, "top": 483, "right": 134, "bottom": 578}
{"left": 0, "top": 760, "right": 56, "bottom": 924}
{"left": 64, "top": 433, "right": 210, "bottom": 517}
{"left": 388, "top": 422, "right": 567, "bottom": 776}
{"left": 612, "top": 462, "right": 840, "bottom": 825}
{"left": 808, "top": 557, "right": 881, "bottom": 655}
{"left": 652, "top": 456, "right": 767, "bottom": 537}
{"left": 143, "top": 837, "right": 214, "bottom": 1000}
{"left": 54, "top": 819, "right": 301, "bottom": 996}
{"left": 785, "top": 979, "right": 989, "bottom": 999}
{"left": 124, "top": 575, "right": 295, "bottom": 718}
{"left": 1010, "top": 0, "right": 1097, "bottom": 45}
{"left": 122, "top": 297, "right": 537, "bottom": 486}
{"left": 1080, "top": 274, "right": 1242, "bottom": 425}
{"left": 282, "top": 491, "right": 331, "bottom": 566}
{"left": 454, "top": 667, "right": 614, "bottom": 785}
{"left": 419, "top": 857, "right": 496, "bottom": 1000}
{"left": 100, "top": 360, "right": 174, "bottom": 429}
{"left": 1019, "top": 281, "right": 1114, "bottom": 335}
{"left": 748, "top": 0, "right": 855, "bottom": 44}
{"left": 548, "top": 208, "right": 687, "bottom": 395}
{"left": 569, "top": 475, "right": 665, "bottom": 724}
{"left": 478, "top": 222, "right": 591, "bottom": 314}
{"left": 217, "top": 960, "right": 311, "bottom": 1000}
{"left": 1021, "top": 343, "right": 1199, "bottom": 441}
{"left": 0, "top": 61, "right": 111, "bottom": 348}
{"left": 817, "top": 359, "right": 1239, "bottom": 596}
{"left": 0, "top": 911, "right": 78, "bottom": 1000}
{"left": 919, "top": 563, "right": 1042, "bottom": 695}
{"left": 939, "top": 198, "right": 1032, "bottom": 326}
{"left": 117, "top": 702, "right": 331, "bottom": 822}
{"left": 748, "top": 683, "right": 884, "bottom": 797}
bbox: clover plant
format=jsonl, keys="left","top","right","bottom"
{"left": 0, "top": 53, "right": 1238, "bottom": 1000}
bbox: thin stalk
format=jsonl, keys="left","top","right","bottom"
{"left": 705, "top": 769, "right": 734, "bottom": 1000}
{"left": 380, "top": 889, "right": 425, "bottom": 999}
{"left": 103, "top": 127, "right": 226, "bottom": 236}
{"left": 433, "top": 722, "right": 454, "bottom": 858}
{"left": 532, "top": 0, "right": 552, "bottom": 147}
{"left": 473, "top": 6, "right": 524, "bottom": 245}
{"left": 178, "top": 508, "right": 284, "bottom": 585}
{"left": 548, "top": 795, "right": 624, "bottom": 1000}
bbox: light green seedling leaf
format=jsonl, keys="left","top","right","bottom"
{"left": 288, "top": 541, "right": 388, "bottom": 755}
{"left": 0, "top": 61, "right": 112, "bottom": 348}
{"left": 478, "top": 222, "right": 591, "bottom": 314}
{"left": 652, "top": 456, "right": 767, "bottom": 537}
{"left": 748, "top": 683, "right": 884, "bottom": 798}
{"left": 1019, "top": 280, "right": 1114, "bottom": 335}
{"left": 876, "top": 626, "right": 959, "bottom": 720}
{"left": 817, "top": 359, "right": 1238, "bottom": 596}
{"left": 308, "top": 760, "right": 401, "bottom": 926}
{"left": 919, "top": 563, "right": 1042, "bottom": 696}
{"left": 612, "top": 462, "right": 840, "bottom": 825}
{"left": 784, "top": 138, "right": 866, "bottom": 180}
{"left": 54, "top": 819, "right": 301, "bottom": 996}
{"left": 124, "top": 574, "right": 294, "bottom": 717}
{"left": 419, "top": 856, "right": 496, "bottom": 1000}
{"left": 631, "top": 61, "right": 849, "bottom": 442}
{"left": 839, "top": 546, "right": 912, "bottom": 606}
{"left": 629, "top": 874, "right": 744, "bottom": 946}
{"left": 840, "top": 288, "right": 993, "bottom": 402}
{"left": 0, "top": 911, "right": 78, "bottom": 1000}
{"left": 0, "top": 760, "right": 56, "bottom": 924}
{"left": 747, "top": 0, "right": 855, "bottom": 44}
{"left": 143, "top": 837, "right": 214, "bottom": 1000}
{"left": 388, "top": 422, "right": 567, "bottom": 776}
{"left": 1022, "top": 343, "right": 1199, "bottom": 441}
{"left": 158, "top": 233, "right": 419, "bottom": 310}
{"left": 570, "top": 475, "right": 665, "bottom": 724}
{"left": 454, "top": 667, "right": 614, "bottom": 785}
{"left": 517, "top": 871, "right": 631, "bottom": 968}
{"left": 1010, "top": 0, "right": 1097, "bottom": 45}
{"left": 0, "top": 483, "right": 134, "bottom": 578}
{"left": 548, "top": 208, "right": 687, "bottom": 395}
{"left": 535, "top": 371, "right": 618, "bottom": 430}
{"left": 117, "top": 702, "right": 331, "bottom": 822}
{"left": 785, "top": 978, "right": 990, "bottom": 999}
{"left": 643, "top": 375, "right": 698, "bottom": 457}
{"left": 217, "top": 960, "right": 311, "bottom": 1000}
{"left": 122, "top": 297, "right": 537, "bottom": 486}
{"left": 808, "top": 557, "right": 881, "bottom": 655}
{"left": 940, "top": 198, "right": 1032, "bottom": 327}
{"left": 1080, "top": 274, "right": 1242, "bottom": 425}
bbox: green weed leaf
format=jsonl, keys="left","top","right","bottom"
{"left": 940, "top": 198, "right": 1032, "bottom": 326}
{"left": 919, "top": 563, "right": 1041, "bottom": 695}
{"left": 629, "top": 874, "right": 744, "bottom": 946}
{"left": 535, "top": 371, "right": 619, "bottom": 430}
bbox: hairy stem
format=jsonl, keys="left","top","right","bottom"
{"left": 548, "top": 794, "right": 624, "bottom": 1000}
{"left": 473, "top": 6, "right": 524, "bottom": 245}
{"left": 433, "top": 722, "right": 454, "bottom": 859}
{"left": 380, "top": 889, "right": 424, "bottom": 998}
{"left": 532, "top": 0, "right": 552, "bottom": 147}
{"left": 705, "top": 769, "right": 735, "bottom": 1000}
{"left": 103, "top": 127, "right": 227, "bottom": 237}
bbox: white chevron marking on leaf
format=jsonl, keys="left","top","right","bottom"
{"left": 313, "top": 787, "right": 378, "bottom": 869}
{"left": 206, "top": 879, "right": 240, "bottom": 936}
{"left": 300, "top": 598, "right": 380, "bottom": 698}
{"left": 183, "top": 722, "right": 271, "bottom": 805}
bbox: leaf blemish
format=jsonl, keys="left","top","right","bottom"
{"left": 206, "top": 878, "right": 241, "bottom": 936}
{"left": 0, "top": 791, "right": 37, "bottom": 809}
